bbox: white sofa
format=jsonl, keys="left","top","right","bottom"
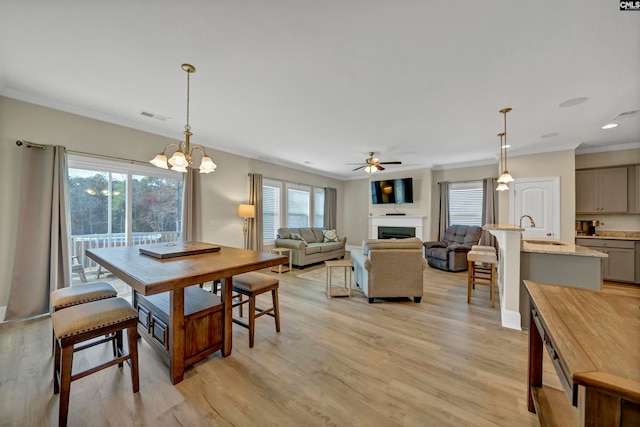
{"left": 350, "top": 237, "right": 426, "bottom": 303}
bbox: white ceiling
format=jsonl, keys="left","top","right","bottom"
{"left": 1, "top": 1, "right": 639, "bottom": 180}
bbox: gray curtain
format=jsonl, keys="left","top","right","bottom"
{"left": 438, "top": 181, "right": 450, "bottom": 240}
{"left": 480, "top": 178, "right": 497, "bottom": 247}
{"left": 182, "top": 169, "right": 202, "bottom": 242}
{"left": 323, "top": 187, "right": 337, "bottom": 229}
{"left": 6, "top": 145, "right": 71, "bottom": 320}
{"left": 247, "top": 173, "right": 263, "bottom": 251}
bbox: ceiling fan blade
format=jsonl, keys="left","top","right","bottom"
{"left": 379, "top": 161, "right": 402, "bottom": 165}
{"left": 352, "top": 165, "right": 366, "bottom": 171}
{"left": 376, "top": 165, "right": 386, "bottom": 171}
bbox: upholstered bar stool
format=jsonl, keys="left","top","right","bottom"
{"left": 51, "top": 282, "right": 117, "bottom": 312}
{"left": 231, "top": 272, "right": 281, "bottom": 348}
{"left": 52, "top": 297, "right": 139, "bottom": 427}
{"left": 471, "top": 245, "right": 496, "bottom": 253}
{"left": 467, "top": 250, "right": 497, "bottom": 307}
{"left": 50, "top": 282, "right": 118, "bottom": 353}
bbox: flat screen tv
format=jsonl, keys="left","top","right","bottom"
{"left": 371, "top": 178, "right": 414, "bottom": 204}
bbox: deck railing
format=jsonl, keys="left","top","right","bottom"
{"left": 71, "top": 231, "right": 181, "bottom": 272}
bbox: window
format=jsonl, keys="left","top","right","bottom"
{"left": 448, "top": 181, "right": 483, "bottom": 226}
{"left": 262, "top": 180, "right": 281, "bottom": 243}
{"left": 68, "top": 155, "right": 184, "bottom": 286}
{"left": 262, "top": 179, "right": 325, "bottom": 245}
{"left": 287, "top": 186, "right": 310, "bottom": 228}
{"left": 314, "top": 188, "right": 324, "bottom": 228}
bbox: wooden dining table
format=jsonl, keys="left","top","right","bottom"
{"left": 86, "top": 243, "right": 287, "bottom": 384}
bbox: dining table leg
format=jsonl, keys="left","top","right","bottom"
{"left": 169, "top": 287, "right": 185, "bottom": 384}
{"left": 222, "top": 276, "right": 233, "bottom": 356}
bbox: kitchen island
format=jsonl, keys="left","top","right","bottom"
{"left": 484, "top": 225, "right": 607, "bottom": 330}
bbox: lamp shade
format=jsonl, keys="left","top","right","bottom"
{"left": 237, "top": 204, "right": 255, "bottom": 218}
{"left": 149, "top": 153, "right": 169, "bottom": 169}
{"left": 496, "top": 182, "right": 510, "bottom": 192}
{"left": 199, "top": 156, "right": 217, "bottom": 174}
{"left": 168, "top": 151, "right": 188, "bottom": 167}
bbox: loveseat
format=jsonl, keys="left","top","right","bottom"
{"left": 350, "top": 237, "right": 426, "bottom": 303}
{"left": 423, "top": 225, "right": 482, "bottom": 272}
{"left": 275, "top": 227, "right": 347, "bottom": 267}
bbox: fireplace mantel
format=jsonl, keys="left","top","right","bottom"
{"left": 370, "top": 216, "right": 425, "bottom": 240}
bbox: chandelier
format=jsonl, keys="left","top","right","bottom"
{"left": 149, "top": 64, "right": 217, "bottom": 173}
{"left": 496, "top": 107, "right": 514, "bottom": 186}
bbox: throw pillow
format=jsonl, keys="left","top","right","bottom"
{"left": 290, "top": 233, "right": 307, "bottom": 243}
{"left": 322, "top": 229, "right": 339, "bottom": 243}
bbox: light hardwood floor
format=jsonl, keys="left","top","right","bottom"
{"left": 1, "top": 263, "right": 637, "bottom": 427}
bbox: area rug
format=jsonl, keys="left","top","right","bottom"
{"left": 297, "top": 267, "right": 349, "bottom": 287}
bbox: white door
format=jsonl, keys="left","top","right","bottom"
{"left": 510, "top": 178, "right": 560, "bottom": 238}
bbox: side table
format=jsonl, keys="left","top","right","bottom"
{"left": 324, "top": 259, "right": 352, "bottom": 298}
{"left": 269, "top": 247, "right": 292, "bottom": 274}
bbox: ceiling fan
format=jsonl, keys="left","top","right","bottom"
{"left": 347, "top": 152, "right": 402, "bottom": 173}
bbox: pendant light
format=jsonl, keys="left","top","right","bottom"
{"left": 497, "top": 107, "right": 514, "bottom": 184}
{"left": 496, "top": 132, "right": 509, "bottom": 191}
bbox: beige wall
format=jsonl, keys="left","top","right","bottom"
{"left": 342, "top": 168, "right": 432, "bottom": 247}
{"left": 497, "top": 150, "right": 576, "bottom": 242}
{"left": 0, "top": 96, "right": 343, "bottom": 308}
{"left": 342, "top": 179, "right": 370, "bottom": 247}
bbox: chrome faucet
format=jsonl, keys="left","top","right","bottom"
{"left": 519, "top": 214, "right": 536, "bottom": 228}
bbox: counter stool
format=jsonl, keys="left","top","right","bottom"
{"left": 51, "top": 282, "right": 117, "bottom": 312}
{"left": 231, "top": 272, "right": 281, "bottom": 348}
{"left": 50, "top": 282, "right": 117, "bottom": 354}
{"left": 471, "top": 245, "right": 496, "bottom": 253}
{"left": 467, "top": 250, "right": 497, "bottom": 308}
{"left": 52, "top": 297, "right": 139, "bottom": 427}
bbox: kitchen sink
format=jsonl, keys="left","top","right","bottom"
{"left": 523, "top": 239, "right": 567, "bottom": 246}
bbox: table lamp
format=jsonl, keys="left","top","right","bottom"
{"left": 237, "top": 204, "right": 255, "bottom": 249}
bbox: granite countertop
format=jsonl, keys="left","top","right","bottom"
{"left": 575, "top": 230, "right": 640, "bottom": 241}
{"left": 483, "top": 224, "right": 524, "bottom": 232}
{"left": 521, "top": 238, "right": 608, "bottom": 258}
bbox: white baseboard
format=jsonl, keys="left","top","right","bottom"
{"left": 500, "top": 308, "right": 522, "bottom": 330}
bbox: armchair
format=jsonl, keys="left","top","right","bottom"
{"left": 351, "top": 237, "right": 426, "bottom": 303}
{"left": 424, "top": 225, "right": 482, "bottom": 272}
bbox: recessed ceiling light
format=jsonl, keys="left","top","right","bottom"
{"left": 602, "top": 123, "right": 618, "bottom": 129}
{"left": 541, "top": 132, "right": 559, "bottom": 139}
{"left": 559, "top": 97, "right": 588, "bottom": 108}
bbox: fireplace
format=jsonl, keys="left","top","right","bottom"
{"left": 378, "top": 226, "right": 416, "bottom": 239}
{"left": 370, "top": 216, "right": 425, "bottom": 240}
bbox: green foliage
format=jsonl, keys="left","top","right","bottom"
{"left": 68, "top": 169, "right": 183, "bottom": 236}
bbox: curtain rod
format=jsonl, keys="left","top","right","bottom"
{"left": 16, "top": 140, "right": 46, "bottom": 149}
{"left": 437, "top": 178, "right": 497, "bottom": 184}
{"left": 17, "top": 140, "right": 156, "bottom": 167}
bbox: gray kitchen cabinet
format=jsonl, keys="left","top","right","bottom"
{"left": 576, "top": 167, "right": 628, "bottom": 213}
{"left": 575, "top": 238, "right": 638, "bottom": 283}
